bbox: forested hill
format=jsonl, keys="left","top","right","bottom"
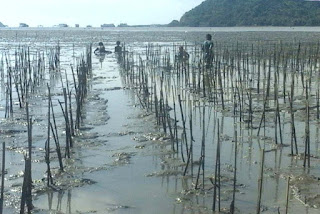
{"left": 179, "top": 0, "right": 320, "bottom": 26}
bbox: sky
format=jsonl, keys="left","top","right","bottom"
{"left": 0, "top": 0, "right": 204, "bottom": 27}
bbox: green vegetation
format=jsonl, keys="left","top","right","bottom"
{"left": 168, "top": 20, "right": 180, "bottom": 27}
{"left": 179, "top": 0, "right": 320, "bottom": 26}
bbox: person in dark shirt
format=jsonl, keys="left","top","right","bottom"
{"left": 176, "top": 46, "right": 189, "bottom": 63}
{"left": 114, "top": 41, "right": 122, "bottom": 53}
{"left": 114, "top": 41, "right": 123, "bottom": 63}
{"left": 202, "top": 34, "right": 214, "bottom": 68}
{"left": 94, "top": 42, "right": 109, "bottom": 55}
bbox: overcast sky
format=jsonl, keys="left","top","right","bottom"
{"left": 1, "top": 0, "right": 204, "bottom": 27}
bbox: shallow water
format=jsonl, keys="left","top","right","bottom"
{"left": 0, "top": 27, "right": 320, "bottom": 214}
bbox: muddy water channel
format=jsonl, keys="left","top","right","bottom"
{"left": 1, "top": 27, "right": 320, "bottom": 214}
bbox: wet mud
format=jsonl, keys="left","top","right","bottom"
{"left": 0, "top": 27, "right": 320, "bottom": 214}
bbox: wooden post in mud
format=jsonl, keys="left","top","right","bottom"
{"left": 50, "top": 123, "right": 63, "bottom": 171}
{"left": 190, "top": 105, "right": 195, "bottom": 178}
{"left": 184, "top": 108, "right": 194, "bottom": 177}
{"left": 9, "top": 69, "right": 13, "bottom": 117}
{"left": 218, "top": 121, "right": 221, "bottom": 212}
{"left": 231, "top": 129, "right": 237, "bottom": 214}
{"left": 257, "top": 149, "right": 265, "bottom": 214}
{"left": 159, "top": 74, "right": 167, "bottom": 133}
{"left": 178, "top": 94, "right": 188, "bottom": 160}
{"left": 87, "top": 43, "right": 92, "bottom": 72}
{"left": 154, "top": 84, "right": 159, "bottom": 125}
{"left": 303, "top": 80, "right": 310, "bottom": 168}
{"left": 49, "top": 87, "right": 64, "bottom": 171}
{"left": 317, "top": 66, "right": 320, "bottom": 120}
{"left": 217, "top": 62, "right": 225, "bottom": 110}
{"left": 26, "top": 102, "right": 32, "bottom": 176}
{"left": 289, "top": 72, "right": 298, "bottom": 155}
{"left": 11, "top": 64, "right": 23, "bottom": 108}
{"left": 285, "top": 176, "right": 291, "bottom": 214}
{"left": 257, "top": 59, "right": 272, "bottom": 137}
{"left": 172, "top": 87, "right": 179, "bottom": 153}
{"left": 0, "top": 142, "right": 5, "bottom": 214}
{"left": 5, "top": 68, "right": 13, "bottom": 118}
{"left": 64, "top": 88, "right": 72, "bottom": 147}
{"left": 65, "top": 71, "right": 75, "bottom": 137}
{"left": 46, "top": 86, "right": 53, "bottom": 186}
{"left": 68, "top": 90, "right": 75, "bottom": 137}
{"left": 213, "top": 120, "right": 221, "bottom": 212}
{"left": 20, "top": 156, "right": 27, "bottom": 214}
{"left": 25, "top": 102, "right": 33, "bottom": 212}
{"left": 58, "top": 98, "right": 70, "bottom": 158}
{"left": 20, "top": 155, "right": 32, "bottom": 214}
{"left": 275, "top": 96, "right": 283, "bottom": 145}
{"left": 195, "top": 105, "right": 206, "bottom": 189}
{"left": 201, "top": 105, "right": 206, "bottom": 189}
{"left": 71, "top": 66, "right": 81, "bottom": 130}
{"left": 165, "top": 97, "right": 175, "bottom": 151}
{"left": 26, "top": 101, "right": 32, "bottom": 172}
{"left": 230, "top": 92, "right": 239, "bottom": 214}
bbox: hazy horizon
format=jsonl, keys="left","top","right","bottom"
{"left": 1, "top": 0, "right": 205, "bottom": 27}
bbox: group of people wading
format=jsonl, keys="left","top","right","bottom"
{"left": 176, "top": 33, "right": 214, "bottom": 68}
{"left": 94, "top": 41, "right": 123, "bottom": 63}
{"left": 94, "top": 41, "right": 122, "bottom": 55}
{"left": 94, "top": 33, "right": 214, "bottom": 67}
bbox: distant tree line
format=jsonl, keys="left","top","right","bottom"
{"left": 176, "top": 0, "right": 320, "bottom": 27}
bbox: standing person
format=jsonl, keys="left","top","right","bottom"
{"left": 114, "top": 41, "right": 122, "bottom": 53}
{"left": 202, "top": 34, "right": 214, "bottom": 68}
{"left": 114, "top": 41, "right": 122, "bottom": 63}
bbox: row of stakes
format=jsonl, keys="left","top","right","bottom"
{"left": 118, "top": 40, "right": 319, "bottom": 213}
{"left": 0, "top": 39, "right": 319, "bottom": 213}
{"left": 0, "top": 43, "right": 92, "bottom": 213}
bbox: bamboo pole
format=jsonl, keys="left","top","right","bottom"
{"left": 0, "top": 142, "right": 5, "bottom": 214}
{"left": 285, "top": 176, "right": 291, "bottom": 214}
{"left": 257, "top": 149, "right": 265, "bottom": 214}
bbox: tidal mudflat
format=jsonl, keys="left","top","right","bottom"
{"left": 0, "top": 27, "right": 320, "bottom": 214}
